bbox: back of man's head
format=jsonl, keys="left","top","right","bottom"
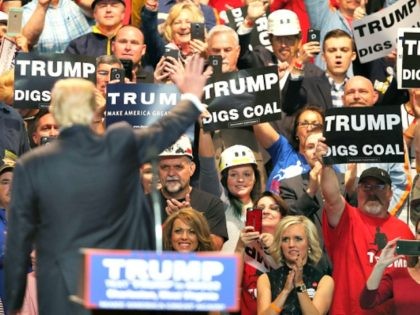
{"left": 50, "top": 79, "right": 97, "bottom": 128}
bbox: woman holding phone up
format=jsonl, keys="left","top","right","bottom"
{"left": 360, "top": 218, "right": 420, "bottom": 314}
{"left": 257, "top": 215, "right": 334, "bottom": 315}
{"left": 236, "top": 191, "right": 289, "bottom": 315}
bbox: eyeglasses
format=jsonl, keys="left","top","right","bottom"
{"left": 358, "top": 183, "right": 386, "bottom": 192}
{"left": 297, "top": 122, "right": 323, "bottom": 129}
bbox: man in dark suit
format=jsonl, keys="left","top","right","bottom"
{"left": 282, "top": 29, "right": 356, "bottom": 115}
{"left": 5, "top": 55, "right": 208, "bottom": 315}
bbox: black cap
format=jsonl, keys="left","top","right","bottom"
{"left": 91, "top": 0, "right": 126, "bottom": 10}
{"left": 359, "top": 167, "right": 392, "bottom": 186}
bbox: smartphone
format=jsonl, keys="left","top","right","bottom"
{"left": 164, "top": 47, "right": 180, "bottom": 61}
{"left": 190, "top": 22, "right": 205, "bottom": 41}
{"left": 396, "top": 240, "right": 420, "bottom": 256}
{"left": 7, "top": 8, "right": 23, "bottom": 36}
{"left": 246, "top": 207, "right": 263, "bottom": 233}
{"left": 110, "top": 68, "right": 125, "bottom": 83}
{"left": 307, "top": 28, "right": 320, "bottom": 43}
{"left": 40, "top": 136, "right": 55, "bottom": 146}
{"left": 119, "top": 59, "right": 133, "bottom": 81}
{"left": 208, "top": 55, "right": 222, "bottom": 75}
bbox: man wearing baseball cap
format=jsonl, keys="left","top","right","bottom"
{"left": 318, "top": 159, "right": 414, "bottom": 314}
{"left": 153, "top": 135, "right": 228, "bottom": 250}
{"left": 65, "top": 0, "right": 126, "bottom": 57}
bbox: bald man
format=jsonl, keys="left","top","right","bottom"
{"left": 342, "top": 75, "right": 379, "bottom": 107}
{"left": 112, "top": 25, "right": 153, "bottom": 82}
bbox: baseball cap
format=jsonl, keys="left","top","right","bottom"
{"left": 267, "top": 9, "right": 301, "bottom": 36}
{"left": 359, "top": 167, "right": 392, "bottom": 186}
{"left": 91, "top": 0, "right": 126, "bottom": 9}
{"left": 159, "top": 135, "right": 193, "bottom": 159}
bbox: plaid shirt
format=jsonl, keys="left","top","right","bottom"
{"left": 23, "top": 0, "right": 92, "bottom": 53}
{"left": 326, "top": 72, "right": 348, "bottom": 108}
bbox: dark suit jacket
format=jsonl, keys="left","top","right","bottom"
{"left": 5, "top": 100, "right": 200, "bottom": 314}
{"left": 282, "top": 74, "right": 333, "bottom": 115}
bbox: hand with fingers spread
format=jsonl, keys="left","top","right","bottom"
{"left": 245, "top": 0, "right": 269, "bottom": 26}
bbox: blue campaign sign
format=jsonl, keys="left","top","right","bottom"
{"left": 82, "top": 250, "right": 240, "bottom": 311}
{"left": 105, "top": 83, "right": 181, "bottom": 128}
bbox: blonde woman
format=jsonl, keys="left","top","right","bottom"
{"left": 257, "top": 215, "right": 334, "bottom": 315}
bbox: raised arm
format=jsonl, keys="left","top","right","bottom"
{"left": 253, "top": 122, "right": 280, "bottom": 149}
{"left": 317, "top": 137, "right": 345, "bottom": 227}
{"left": 22, "top": 0, "right": 50, "bottom": 49}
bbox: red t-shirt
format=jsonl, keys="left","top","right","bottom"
{"left": 323, "top": 202, "right": 414, "bottom": 315}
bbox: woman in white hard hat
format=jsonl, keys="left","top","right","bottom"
{"left": 218, "top": 144, "right": 262, "bottom": 252}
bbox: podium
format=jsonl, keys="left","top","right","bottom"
{"left": 77, "top": 249, "right": 240, "bottom": 312}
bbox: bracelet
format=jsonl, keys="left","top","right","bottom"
{"left": 269, "top": 303, "right": 282, "bottom": 313}
{"left": 293, "top": 61, "right": 304, "bottom": 71}
{"left": 244, "top": 18, "right": 255, "bottom": 28}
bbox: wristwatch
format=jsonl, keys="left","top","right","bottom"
{"left": 296, "top": 283, "right": 307, "bottom": 293}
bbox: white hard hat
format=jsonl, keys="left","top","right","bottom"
{"left": 219, "top": 145, "right": 256, "bottom": 172}
{"left": 267, "top": 9, "right": 301, "bottom": 36}
{"left": 159, "top": 135, "right": 193, "bottom": 158}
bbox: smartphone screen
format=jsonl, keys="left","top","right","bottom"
{"left": 190, "top": 22, "right": 205, "bottom": 41}
{"left": 7, "top": 8, "right": 23, "bottom": 36}
{"left": 246, "top": 207, "right": 263, "bottom": 233}
{"left": 110, "top": 68, "right": 125, "bottom": 83}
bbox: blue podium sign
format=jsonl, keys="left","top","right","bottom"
{"left": 81, "top": 249, "right": 240, "bottom": 312}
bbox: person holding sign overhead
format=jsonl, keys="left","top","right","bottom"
{"left": 317, "top": 131, "right": 415, "bottom": 315}
{"left": 339, "top": 76, "right": 412, "bottom": 217}
{"left": 5, "top": 54, "right": 209, "bottom": 315}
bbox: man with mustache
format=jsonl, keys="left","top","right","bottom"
{"left": 317, "top": 162, "right": 414, "bottom": 314}
{"left": 155, "top": 135, "right": 228, "bottom": 250}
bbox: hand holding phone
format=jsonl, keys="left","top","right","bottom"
{"left": 307, "top": 29, "right": 320, "bottom": 43}
{"left": 246, "top": 207, "right": 263, "bottom": 233}
{"left": 7, "top": 8, "right": 23, "bottom": 36}
{"left": 396, "top": 240, "right": 420, "bottom": 256}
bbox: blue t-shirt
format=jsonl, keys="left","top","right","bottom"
{"left": 266, "top": 136, "right": 310, "bottom": 194}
